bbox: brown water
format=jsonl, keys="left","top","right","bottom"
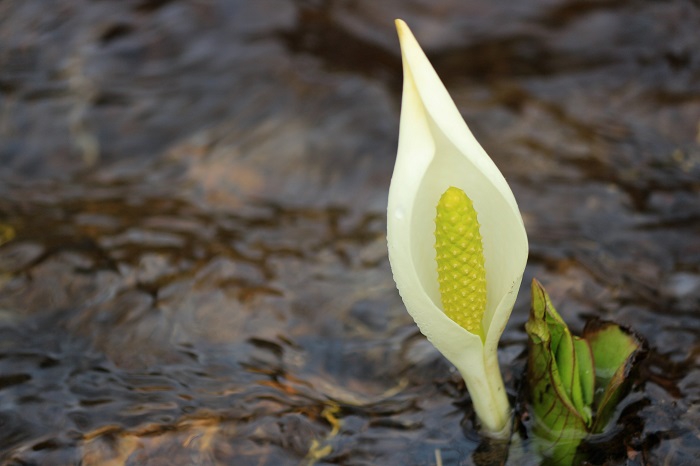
{"left": 1, "top": 1, "right": 699, "bottom": 464}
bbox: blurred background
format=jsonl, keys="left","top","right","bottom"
{"left": 0, "top": 0, "right": 698, "bottom": 464}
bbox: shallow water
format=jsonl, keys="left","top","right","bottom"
{"left": 1, "top": 1, "right": 699, "bottom": 464}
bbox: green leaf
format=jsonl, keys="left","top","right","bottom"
{"left": 526, "top": 280, "right": 588, "bottom": 465}
{"left": 583, "top": 319, "right": 645, "bottom": 433}
{"left": 526, "top": 281, "right": 647, "bottom": 464}
{"left": 573, "top": 336, "right": 594, "bottom": 411}
{"left": 554, "top": 327, "right": 589, "bottom": 426}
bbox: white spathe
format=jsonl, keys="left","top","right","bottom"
{"left": 387, "top": 19, "right": 529, "bottom": 437}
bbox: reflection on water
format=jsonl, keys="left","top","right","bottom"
{"left": 1, "top": 0, "right": 699, "bottom": 464}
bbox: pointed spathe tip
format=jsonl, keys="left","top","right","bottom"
{"left": 394, "top": 19, "right": 416, "bottom": 49}
{"left": 394, "top": 18, "right": 407, "bottom": 34}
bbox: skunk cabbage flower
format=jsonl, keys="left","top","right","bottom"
{"left": 387, "top": 20, "right": 528, "bottom": 437}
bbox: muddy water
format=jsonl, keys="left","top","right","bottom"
{"left": 0, "top": 1, "right": 698, "bottom": 464}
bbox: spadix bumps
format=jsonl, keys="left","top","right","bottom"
{"left": 435, "top": 187, "right": 486, "bottom": 338}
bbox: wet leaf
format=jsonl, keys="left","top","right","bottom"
{"left": 525, "top": 279, "right": 588, "bottom": 465}
{"left": 527, "top": 281, "right": 647, "bottom": 464}
{"left": 584, "top": 319, "right": 645, "bottom": 433}
{"left": 573, "top": 336, "right": 594, "bottom": 411}
{"left": 553, "top": 324, "right": 590, "bottom": 426}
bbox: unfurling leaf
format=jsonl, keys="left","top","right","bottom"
{"left": 526, "top": 280, "right": 646, "bottom": 465}
{"left": 584, "top": 319, "right": 645, "bottom": 433}
{"left": 526, "top": 279, "right": 588, "bottom": 465}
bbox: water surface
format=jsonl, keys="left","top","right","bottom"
{"left": 1, "top": 1, "right": 699, "bottom": 464}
